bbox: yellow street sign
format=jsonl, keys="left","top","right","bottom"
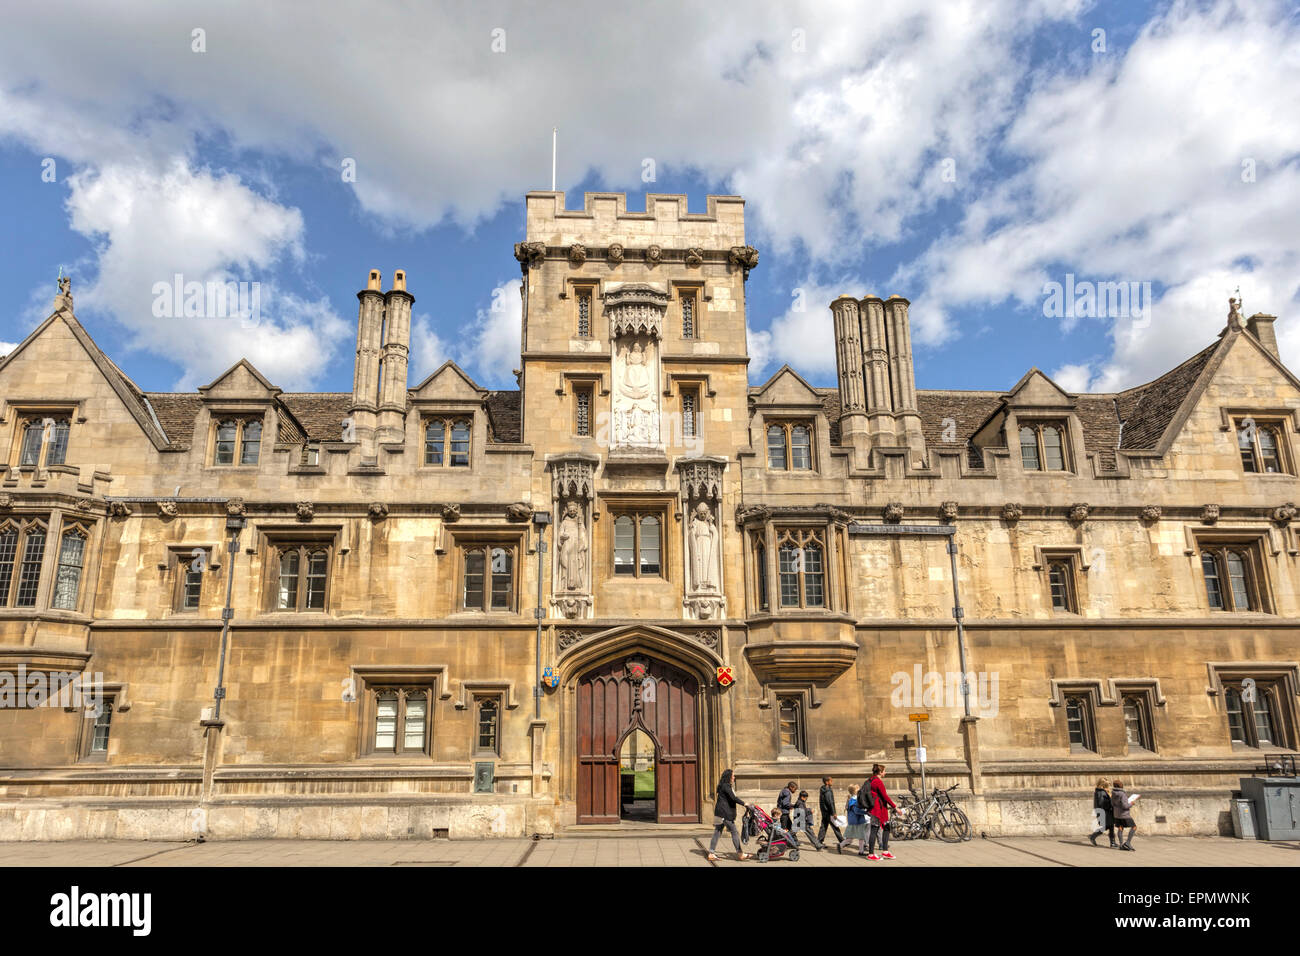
{"left": 908, "top": 713, "right": 930, "bottom": 722}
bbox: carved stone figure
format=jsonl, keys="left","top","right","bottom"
{"left": 368, "top": 502, "right": 389, "bottom": 520}
{"left": 689, "top": 502, "right": 719, "bottom": 591}
{"left": 513, "top": 241, "right": 545, "bottom": 270}
{"left": 506, "top": 502, "right": 534, "bottom": 522}
{"left": 607, "top": 242, "right": 625, "bottom": 264}
{"left": 54, "top": 276, "right": 74, "bottom": 314}
{"left": 619, "top": 342, "right": 653, "bottom": 400}
{"left": 226, "top": 497, "right": 246, "bottom": 517}
{"left": 75, "top": 498, "right": 94, "bottom": 512}
{"left": 883, "top": 502, "right": 904, "bottom": 524}
{"left": 296, "top": 502, "right": 315, "bottom": 521}
{"left": 1140, "top": 505, "right": 1162, "bottom": 524}
{"left": 109, "top": 501, "right": 132, "bottom": 519}
{"left": 728, "top": 245, "right": 760, "bottom": 277}
{"left": 645, "top": 244, "right": 663, "bottom": 264}
{"left": 940, "top": 501, "right": 959, "bottom": 522}
{"left": 1069, "top": 503, "right": 1091, "bottom": 525}
{"left": 685, "top": 247, "right": 704, "bottom": 267}
{"left": 0, "top": 494, "right": 13, "bottom": 510}
{"left": 557, "top": 500, "right": 588, "bottom": 592}
{"left": 1201, "top": 503, "right": 1220, "bottom": 524}
{"left": 568, "top": 243, "right": 587, "bottom": 265}
{"left": 1272, "top": 502, "right": 1297, "bottom": 525}
{"left": 441, "top": 503, "right": 461, "bottom": 523}
{"left": 1002, "top": 503, "right": 1023, "bottom": 525}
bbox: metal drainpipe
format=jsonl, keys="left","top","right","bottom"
{"left": 947, "top": 535, "right": 972, "bottom": 718}
{"left": 532, "top": 512, "right": 551, "bottom": 720}
{"left": 212, "top": 516, "right": 244, "bottom": 720}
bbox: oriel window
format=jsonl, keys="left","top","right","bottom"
{"left": 776, "top": 529, "right": 825, "bottom": 609}
{"left": 0, "top": 519, "right": 47, "bottom": 608}
{"left": 51, "top": 526, "right": 88, "bottom": 611}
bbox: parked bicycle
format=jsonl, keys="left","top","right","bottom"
{"left": 892, "top": 783, "right": 971, "bottom": 842}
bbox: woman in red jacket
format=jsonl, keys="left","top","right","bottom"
{"left": 866, "top": 763, "right": 898, "bottom": 860}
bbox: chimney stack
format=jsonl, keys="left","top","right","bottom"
{"left": 378, "top": 270, "right": 413, "bottom": 445}
{"left": 1246, "top": 312, "right": 1279, "bottom": 359}
{"left": 350, "top": 269, "right": 385, "bottom": 457}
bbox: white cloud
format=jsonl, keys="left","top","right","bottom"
{"left": 749, "top": 278, "right": 866, "bottom": 378}
{"left": 410, "top": 313, "right": 449, "bottom": 384}
{"left": 56, "top": 160, "right": 344, "bottom": 390}
{"left": 1050, "top": 362, "right": 1093, "bottom": 394}
{"left": 898, "top": 0, "right": 1300, "bottom": 387}
{"left": 458, "top": 279, "right": 522, "bottom": 388}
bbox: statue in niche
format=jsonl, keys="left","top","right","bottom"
{"left": 688, "top": 501, "right": 719, "bottom": 591}
{"left": 556, "top": 500, "right": 588, "bottom": 592}
{"left": 619, "top": 341, "right": 653, "bottom": 400}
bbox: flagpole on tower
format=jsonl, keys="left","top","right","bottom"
{"left": 551, "top": 127, "right": 557, "bottom": 191}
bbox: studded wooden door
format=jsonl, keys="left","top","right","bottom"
{"left": 575, "top": 656, "right": 700, "bottom": 824}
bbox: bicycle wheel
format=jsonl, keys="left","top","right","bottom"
{"left": 935, "top": 806, "right": 966, "bottom": 843}
{"left": 948, "top": 806, "right": 972, "bottom": 841}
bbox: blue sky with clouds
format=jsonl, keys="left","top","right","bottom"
{"left": 2, "top": 0, "right": 1297, "bottom": 397}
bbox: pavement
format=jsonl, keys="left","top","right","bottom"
{"left": 1, "top": 833, "right": 1296, "bottom": 867}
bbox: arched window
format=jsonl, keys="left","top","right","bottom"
{"left": 1041, "top": 425, "right": 1064, "bottom": 470}
{"left": 1019, "top": 426, "right": 1040, "bottom": 470}
{"left": 240, "top": 419, "right": 261, "bottom": 465}
{"left": 52, "top": 526, "right": 87, "bottom": 611}
{"left": 425, "top": 420, "right": 445, "bottom": 465}
{"left": 15, "top": 523, "right": 46, "bottom": 607}
{"left": 19, "top": 421, "right": 43, "bottom": 465}
{"left": 1065, "top": 695, "right": 1095, "bottom": 752}
{"left": 450, "top": 420, "right": 471, "bottom": 467}
{"left": 778, "top": 696, "right": 804, "bottom": 755}
{"left": 1201, "top": 545, "right": 1259, "bottom": 611}
{"left": 1020, "top": 421, "right": 1069, "bottom": 471}
{"left": 46, "top": 419, "right": 71, "bottom": 465}
{"left": 776, "top": 529, "right": 826, "bottom": 609}
{"left": 476, "top": 697, "right": 500, "bottom": 754}
{"left": 754, "top": 537, "right": 768, "bottom": 611}
{"left": 790, "top": 425, "right": 812, "bottom": 470}
{"left": 0, "top": 523, "right": 19, "bottom": 605}
{"left": 613, "top": 516, "right": 635, "bottom": 575}
{"left": 767, "top": 424, "right": 787, "bottom": 470}
{"left": 1259, "top": 427, "right": 1282, "bottom": 472}
{"left": 372, "top": 688, "right": 429, "bottom": 755}
{"left": 767, "top": 422, "right": 814, "bottom": 471}
{"left": 214, "top": 420, "right": 237, "bottom": 465}
{"left": 274, "top": 542, "right": 332, "bottom": 611}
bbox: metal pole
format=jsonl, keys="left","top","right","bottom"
{"left": 551, "top": 127, "right": 557, "bottom": 192}
{"left": 532, "top": 512, "right": 550, "bottom": 719}
{"left": 212, "top": 525, "right": 240, "bottom": 720}
{"left": 917, "top": 721, "right": 926, "bottom": 796}
{"left": 947, "top": 537, "right": 971, "bottom": 719}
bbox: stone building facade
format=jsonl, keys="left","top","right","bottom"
{"left": 0, "top": 193, "right": 1296, "bottom": 840}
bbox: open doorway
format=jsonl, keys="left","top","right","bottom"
{"left": 618, "top": 728, "right": 656, "bottom": 822}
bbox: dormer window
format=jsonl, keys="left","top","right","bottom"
{"left": 767, "top": 422, "right": 813, "bottom": 471}
{"left": 15, "top": 415, "right": 70, "bottom": 467}
{"left": 213, "top": 417, "right": 263, "bottom": 466}
{"left": 425, "top": 418, "right": 471, "bottom": 467}
{"left": 1236, "top": 418, "right": 1290, "bottom": 474}
{"left": 1019, "top": 421, "right": 1067, "bottom": 471}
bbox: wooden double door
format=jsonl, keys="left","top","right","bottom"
{"left": 575, "top": 656, "right": 701, "bottom": 824}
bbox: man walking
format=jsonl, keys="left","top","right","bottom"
{"left": 776, "top": 780, "right": 800, "bottom": 847}
{"left": 817, "top": 776, "right": 844, "bottom": 846}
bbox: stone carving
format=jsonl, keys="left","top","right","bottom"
{"left": 296, "top": 501, "right": 315, "bottom": 521}
{"left": 689, "top": 502, "right": 719, "bottom": 592}
{"left": 54, "top": 275, "right": 74, "bottom": 314}
{"left": 883, "top": 502, "right": 904, "bottom": 524}
{"left": 605, "top": 283, "right": 668, "bottom": 339}
{"left": 691, "top": 629, "right": 721, "bottom": 650}
{"left": 75, "top": 498, "right": 94, "bottom": 512}
{"left": 735, "top": 504, "right": 771, "bottom": 527}
{"left": 506, "top": 502, "right": 534, "bottom": 522}
{"left": 678, "top": 459, "right": 724, "bottom": 502}
{"left": 1228, "top": 296, "right": 1243, "bottom": 328}
{"left": 940, "top": 501, "right": 959, "bottom": 522}
{"left": 368, "top": 502, "right": 389, "bottom": 520}
{"left": 158, "top": 501, "right": 178, "bottom": 518}
{"left": 1140, "top": 505, "right": 1162, "bottom": 524}
{"left": 684, "top": 247, "right": 704, "bottom": 268}
{"left": 828, "top": 506, "right": 854, "bottom": 525}
{"left": 554, "top": 595, "right": 591, "bottom": 619}
{"left": 226, "top": 497, "right": 246, "bottom": 517}
{"left": 607, "top": 242, "right": 625, "bottom": 264}
{"left": 556, "top": 629, "right": 586, "bottom": 652}
{"left": 551, "top": 456, "right": 596, "bottom": 501}
{"left": 568, "top": 243, "right": 587, "bottom": 265}
{"left": 1200, "top": 503, "right": 1220, "bottom": 525}
{"left": 1001, "top": 502, "right": 1023, "bottom": 525}
{"left": 0, "top": 494, "right": 12, "bottom": 510}
{"left": 513, "top": 241, "right": 545, "bottom": 270}
{"left": 441, "top": 503, "right": 461, "bottom": 523}
{"left": 685, "top": 595, "right": 725, "bottom": 620}
{"left": 645, "top": 244, "right": 663, "bottom": 264}
{"left": 1068, "top": 503, "right": 1091, "bottom": 525}
{"left": 556, "top": 501, "right": 588, "bottom": 593}
{"left": 108, "top": 501, "right": 132, "bottom": 519}
{"left": 1272, "top": 502, "right": 1297, "bottom": 525}
{"left": 728, "top": 245, "right": 760, "bottom": 277}
{"left": 619, "top": 342, "right": 653, "bottom": 399}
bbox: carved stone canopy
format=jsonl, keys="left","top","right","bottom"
{"left": 604, "top": 283, "right": 668, "bottom": 339}
{"left": 677, "top": 457, "right": 726, "bottom": 502}
{"left": 550, "top": 454, "right": 598, "bottom": 501}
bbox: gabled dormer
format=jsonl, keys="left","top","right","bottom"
{"left": 196, "top": 359, "right": 281, "bottom": 469}
{"left": 749, "top": 365, "right": 831, "bottom": 473}
{"left": 409, "top": 361, "right": 491, "bottom": 469}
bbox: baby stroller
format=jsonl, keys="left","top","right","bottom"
{"left": 741, "top": 805, "right": 801, "bottom": 862}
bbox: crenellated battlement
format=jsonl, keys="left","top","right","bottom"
{"left": 525, "top": 191, "right": 745, "bottom": 248}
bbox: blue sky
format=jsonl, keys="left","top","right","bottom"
{"left": 2, "top": 0, "right": 1298, "bottom": 397}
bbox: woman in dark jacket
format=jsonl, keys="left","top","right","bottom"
{"left": 708, "top": 769, "right": 751, "bottom": 861}
{"left": 1088, "top": 777, "right": 1115, "bottom": 847}
{"left": 1111, "top": 780, "right": 1137, "bottom": 851}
